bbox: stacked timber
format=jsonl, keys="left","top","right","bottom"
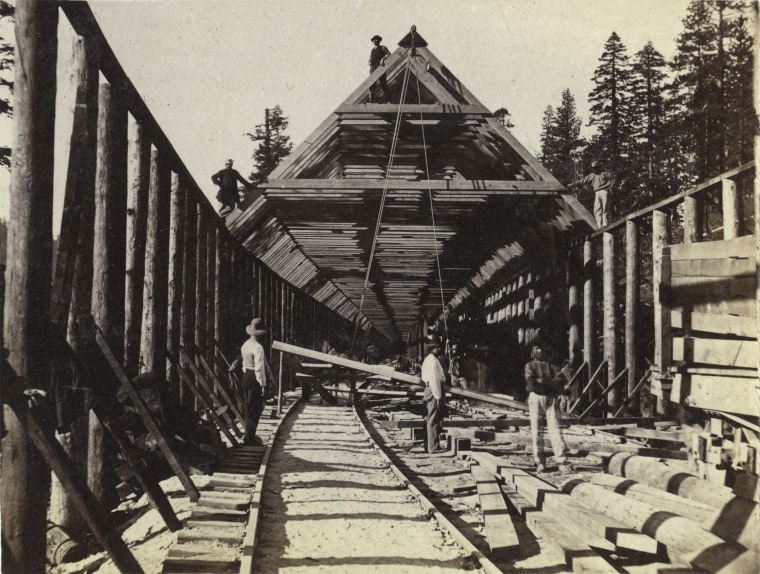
{"left": 666, "top": 234, "right": 757, "bottom": 418}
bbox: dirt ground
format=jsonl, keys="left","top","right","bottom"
{"left": 252, "top": 400, "right": 485, "bottom": 573}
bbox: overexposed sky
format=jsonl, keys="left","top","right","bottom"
{"left": 0, "top": 0, "right": 692, "bottom": 223}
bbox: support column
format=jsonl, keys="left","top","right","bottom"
{"left": 89, "top": 80, "right": 128, "bottom": 506}
{"left": 167, "top": 172, "right": 185, "bottom": 391}
{"left": 195, "top": 207, "right": 207, "bottom": 354}
{"left": 205, "top": 223, "right": 216, "bottom": 356}
{"left": 722, "top": 178, "right": 740, "bottom": 240}
{"left": 124, "top": 118, "right": 150, "bottom": 377}
{"left": 2, "top": 3, "right": 58, "bottom": 570}
{"left": 625, "top": 220, "right": 640, "bottom": 414}
{"left": 583, "top": 240, "right": 595, "bottom": 402}
{"left": 682, "top": 195, "right": 701, "bottom": 244}
{"left": 179, "top": 195, "right": 197, "bottom": 405}
{"left": 567, "top": 248, "right": 581, "bottom": 368}
{"left": 653, "top": 210, "right": 671, "bottom": 415}
{"left": 603, "top": 231, "right": 617, "bottom": 416}
{"left": 140, "top": 147, "right": 171, "bottom": 375}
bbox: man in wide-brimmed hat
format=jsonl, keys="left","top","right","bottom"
{"left": 235, "top": 318, "right": 268, "bottom": 445}
{"left": 421, "top": 334, "right": 446, "bottom": 453}
{"left": 570, "top": 159, "right": 615, "bottom": 228}
{"left": 368, "top": 34, "right": 391, "bottom": 102}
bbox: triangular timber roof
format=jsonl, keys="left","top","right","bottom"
{"left": 227, "top": 29, "right": 595, "bottom": 343}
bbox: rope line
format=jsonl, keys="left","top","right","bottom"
{"left": 350, "top": 45, "right": 414, "bottom": 351}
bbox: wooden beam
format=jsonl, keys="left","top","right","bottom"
{"left": 671, "top": 309, "right": 755, "bottom": 338}
{"left": 179, "top": 195, "right": 197, "bottom": 405}
{"left": 582, "top": 241, "right": 594, "bottom": 399}
{"left": 335, "top": 103, "right": 491, "bottom": 115}
{"left": 205, "top": 224, "right": 216, "bottom": 356}
{"left": 262, "top": 178, "right": 565, "bottom": 192}
{"left": 167, "top": 172, "right": 185, "bottom": 393}
{"left": 470, "top": 467, "right": 520, "bottom": 558}
{"left": 613, "top": 370, "right": 651, "bottom": 418}
{"left": 579, "top": 368, "right": 627, "bottom": 420}
{"left": 624, "top": 221, "right": 639, "bottom": 414}
{"left": 602, "top": 232, "right": 617, "bottom": 415}
{"left": 669, "top": 234, "right": 754, "bottom": 261}
{"left": 674, "top": 373, "right": 759, "bottom": 417}
{"left": 195, "top": 206, "right": 208, "bottom": 355}
{"left": 652, "top": 210, "right": 671, "bottom": 413}
{"left": 568, "top": 361, "right": 606, "bottom": 414}
{"left": 192, "top": 344, "right": 245, "bottom": 423}
{"left": 722, "top": 178, "right": 740, "bottom": 240}
{"left": 682, "top": 195, "right": 701, "bottom": 243}
{"left": 1, "top": 2, "right": 58, "bottom": 569}
{"left": 672, "top": 336, "right": 756, "bottom": 369}
{"left": 140, "top": 147, "right": 171, "bottom": 374}
{"left": 96, "top": 328, "right": 200, "bottom": 501}
{"left": 124, "top": 118, "right": 150, "bottom": 377}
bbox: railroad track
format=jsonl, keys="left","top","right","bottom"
{"left": 154, "top": 398, "right": 755, "bottom": 574}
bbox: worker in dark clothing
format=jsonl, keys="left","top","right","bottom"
{"left": 212, "top": 159, "right": 252, "bottom": 216}
{"left": 369, "top": 34, "right": 391, "bottom": 102}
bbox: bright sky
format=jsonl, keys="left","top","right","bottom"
{"left": 0, "top": 0, "right": 692, "bottom": 223}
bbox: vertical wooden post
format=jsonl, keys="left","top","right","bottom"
{"left": 124, "top": 119, "right": 150, "bottom": 377}
{"left": 180, "top": 195, "right": 197, "bottom": 405}
{"left": 567, "top": 248, "right": 580, "bottom": 368}
{"left": 722, "top": 178, "right": 740, "bottom": 239}
{"left": 89, "top": 81, "right": 128, "bottom": 506}
{"left": 653, "top": 210, "right": 672, "bottom": 415}
{"left": 682, "top": 195, "right": 701, "bottom": 244}
{"left": 205, "top": 223, "right": 216, "bottom": 356}
{"left": 602, "top": 231, "right": 617, "bottom": 416}
{"left": 625, "top": 220, "right": 640, "bottom": 414}
{"left": 583, "top": 240, "right": 595, "bottom": 402}
{"left": 195, "top": 206, "right": 208, "bottom": 354}
{"left": 278, "top": 351, "right": 284, "bottom": 415}
{"left": 167, "top": 172, "right": 185, "bottom": 391}
{"left": 214, "top": 228, "right": 224, "bottom": 351}
{"left": 140, "top": 147, "right": 171, "bottom": 375}
{"left": 1, "top": 3, "right": 58, "bottom": 570}
{"left": 53, "top": 33, "right": 99, "bottom": 540}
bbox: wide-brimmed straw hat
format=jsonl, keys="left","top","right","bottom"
{"left": 246, "top": 318, "right": 267, "bottom": 337}
{"left": 371, "top": 35, "right": 382, "bottom": 42}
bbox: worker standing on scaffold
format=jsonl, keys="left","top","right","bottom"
{"left": 368, "top": 34, "right": 391, "bottom": 102}
{"left": 212, "top": 159, "right": 253, "bottom": 217}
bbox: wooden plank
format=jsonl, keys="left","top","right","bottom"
{"left": 471, "top": 467, "right": 520, "bottom": 557}
{"left": 669, "top": 234, "right": 754, "bottom": 261}
{"left": 671, "top": 310, "right": 756, "bottom": 337}
{"left": 95, "top": 328, "right": 200, "bottom": 501}
{"left": 262, "top": 178, "right": 565, "bottom": 192}
{"left": 672, "top": 336, "right": 756, "bottom": 369}
{"left": 502, "top": 484, "right": 618, "bottom": 573}
{"left": 169, "top": 352, "right": 240, "bottom": 446}
{"left": 671, "top": 257, "right": 754, "bottom": 278}
{"left": 23, "top": 407, "right": 144, "bottom": 573}
{"left": 335, "top": 103, "right": 491, "bottom": 114}
{"left": 674, "top": 373, "right": 760, "bottom": 417}
{"left": 193, "top": 344, "right": 245, "bottom": 423}
{"left": 670, "top": 276, "right": 755, "bottom": 300}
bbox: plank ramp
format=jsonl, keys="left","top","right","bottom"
{"left": 471, "top": 466, "right": 521, "bottom": 559}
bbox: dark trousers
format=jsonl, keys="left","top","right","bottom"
{"left": 424, "top": 387, "right": 443, "bottom": 453}
{"left": 370, "top": 64, "right": 389, "bottom": 100}
{"left": 242, "top": 371, "right": 264, "bottom": 445}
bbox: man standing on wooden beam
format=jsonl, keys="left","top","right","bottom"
{"left": 211, "top": 159, "right": 252, "bottom": 217}
{"left": 421, "top": 335, "right": 446, "bottom": 454}
{"left": 525, "top": 345, "right": 571, "bottom": 472}
{"left": 368, "top": 34, "right": 391, "bottom": 103}
{"left": 233, "top": 318, "right": 268, "bottom": 446}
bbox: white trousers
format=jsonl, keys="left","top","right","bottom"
{"left": 594, "top": 189, "right": 608, "bottom": 227}
{"left": 528, "top": 392, "right": 566, "bottom": 463}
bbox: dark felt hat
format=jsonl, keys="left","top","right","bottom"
{"left": 427, "top": 335, "right": 442, "bottom": 349}
{"left": 371, "top": 35, "right": 382, "bottom": 42}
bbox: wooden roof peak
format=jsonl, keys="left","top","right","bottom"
{"left": 398, "top": 27, "right": 428, "bottom": 48}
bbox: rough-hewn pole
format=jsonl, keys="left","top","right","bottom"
{"left": 50, "top": 32, "right": 99, "bottom": 541}
{"left": 167, "top": 172, "right": 185, "bottom": 392}
{"left": 682, "top": 195, "right": 701, "bottom": 244}
{"left": 89, "top": 80, "right": 128, "bottom": 506}
{"left": 652, "top": 210, "right": 671, "bottom": 415}
{"left": 179, "top": 195, "right": 197, "bottom": 405}
{"left": 582, "top": 240, "right": 595, "bottom": 404}
{"left": 566, "top": 248, "right": 581, "bottom": 369}
{"left": 602, "top": 232, "right": 617, "bottom": 415}
{"left": 625, "top": 220, "right": 640, "bottom": 414}
{"left": 722, "top": 177, "right": 740, "bottom": 240}
{"left": 214, "top": 228, "right": 223, "bottom": 351}
{"left": 124, "top": 119, "right": 150, "bottom": 377}
{"left": 195, "top": 206, "right": 208, "bottom": 354}
{"left": 205, "top": 223, "right": 216, "bottom": 356}
{"left": 140, "top": 147, "right": 171, "bottom": 375}
{"left": 1, "top": 3, "right": 58, "bottom": 570}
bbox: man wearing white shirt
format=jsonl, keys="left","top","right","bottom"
{"left": 421, "top": 335, "right": 446, "bottom": 453}
{"left": 235, "top": 318, "right": 268, "bottom": 446}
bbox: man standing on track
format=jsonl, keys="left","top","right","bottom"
{"left": 232, "top": 318, "right": 268, "bottom": 446}
{"left": 421, "top": 335, "right": 446, "bottom": 453}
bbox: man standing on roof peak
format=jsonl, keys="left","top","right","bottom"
{"left": 369, "top": 34, "right": 391, "bottom": 103}
{"left": 212, "top": 159, "right": 253, "bottom": 217}
{"left": 570, "top": 159, "right": 615, "bottom": 228}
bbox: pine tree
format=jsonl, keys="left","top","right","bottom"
{"left": 724, "top": 13, "right": 754, "bottom": 167}
{"left": 551, "top": 89, "right": 584, "bottom": 185}
{"left": 493, "top": 107, "right": 515, "bottom": 129}
{"left": 0, "top": 1, "right": 14, "bottom": 169}
{"left": 247, "top": 105, "right": 293, "bottom": 184}
{"left": 539, "top": 106, "right": 557, "bottom": 165}
{"left": 588, "top": 32, "right": 633, "bottom": 174}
